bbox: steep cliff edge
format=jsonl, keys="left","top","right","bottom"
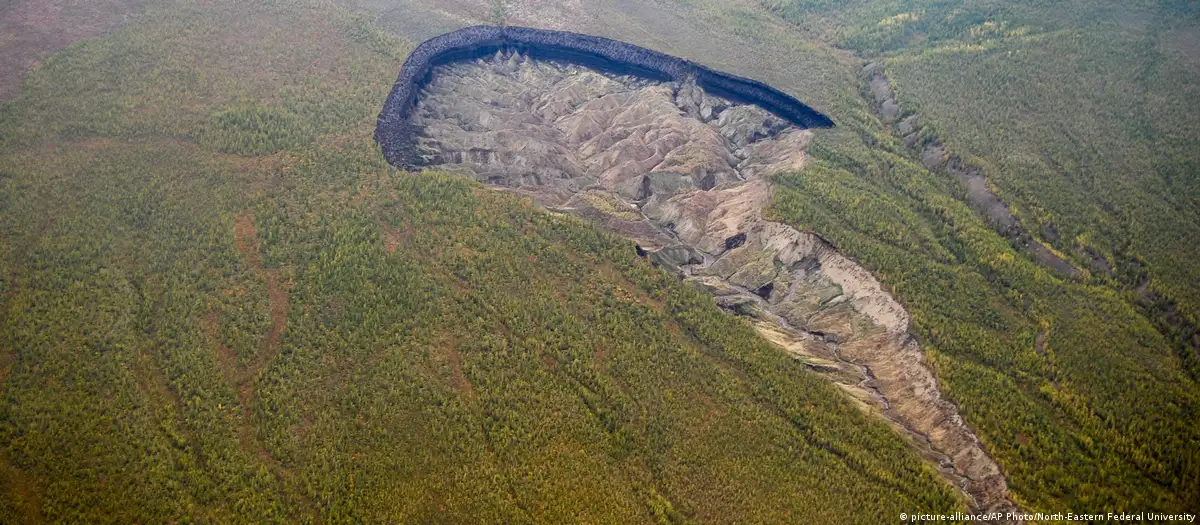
{"left": 398, "top": 50, "right": 1019, "bottom": 515}
{"left": 375, "top": 25, "right": 833, "bottom": 169}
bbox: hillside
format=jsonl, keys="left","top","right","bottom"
{"left": 349, "top": 0, "right": 1200, "bottom": 515}
{"left": 758, "top": 0, "right": 1200, "bottom": 512}
{"left": 1, "top": 0, "right": 1198, "bottom": 521}
{"left": 0, "top": 1, "right": 963, "bottom": 522}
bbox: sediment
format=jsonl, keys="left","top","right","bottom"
{"left": 375, "top": 25, "right": 834, "bottom": 169}
{"left": 376, "top": 42, "right": 1020, "bottom": 518}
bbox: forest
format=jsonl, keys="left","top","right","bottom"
{"left": 1, "top": 0, "right": 1197, "bottom": 521}
{"left": 0, "top": 0, "right": 961, "bottom": 522}
{"left": 760, "top": 0, "right": 1200, "bottom": 514}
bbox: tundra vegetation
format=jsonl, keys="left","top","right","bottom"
{"left": 0, "top": 0, "right": 961, "bottom": 522}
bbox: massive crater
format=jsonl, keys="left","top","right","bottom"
{"left": 375, "top": 27, "right": 1018, "bottom": 517}
{"left": 374, "top": 25, "right": 833, "bottom": 169}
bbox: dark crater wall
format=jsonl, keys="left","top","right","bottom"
{"left": 374, "top": 25, "right": 834, "bottom": 169}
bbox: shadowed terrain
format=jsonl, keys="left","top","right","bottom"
{"left": 401, "top": 50, "right": 1016, "bottom": 513}
{"left": 374, "top": 25, "right": 833, "bottom": 169}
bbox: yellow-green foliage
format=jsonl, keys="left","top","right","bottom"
{"left": 0, "top": 0, "right": 961, "bottom": 522}
{"left": 885, "top": 26, "right": 1200, "bottom": 317}
{"left": 770, "top": 132, "right": 1200, "bottom": 513}
{"left": 759, "top": 0, "right": 1200, "bottom": 514}
{"left": 581, "top": 191, "right": 643, "bottom": 221}
{"left": 201, "top": 106, "right": 312, "bottom": 156}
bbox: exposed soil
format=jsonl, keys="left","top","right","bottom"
{"left": 382, "top": 224, "right": 401, "bottom": 254}
{"left": 1134, "top": 280, "right": 1200, "bottom": 381}
{"left": 233, "top": 212, "right": 262, "bottom": 267}
{"left": 261, "top": 272, "right": 289, "bottom": 363}
{"left": 229, "top": 211, "right": 289, "bottom": 403}
{"left": 1035, "top": 326, "right": 1048, "bottom": 356}
{"left": 444, "top": 345, "right": 477, "bottom": 400}
{"left": 0, "top": 0, "right": 145, "bottom": 102}
{"left": 951, "top": 158, "right": 1018, "bottom": 233}
{"left": 410, "top": 54, "right": 1018, "bottom": 516}
{"left": 214, "top": 210, "right": 323, "bottom": 519}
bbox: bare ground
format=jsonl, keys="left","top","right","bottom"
{"left": 413, "top": 55, "right": 1019, "bottom": 516}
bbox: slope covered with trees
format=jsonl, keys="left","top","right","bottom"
{"left": 756, "top": 0, "right": 1200, "bottom": 514}
{"left": 4, "top": 0, "right": 1197, "bottom": 520}
{"left": 0, "top": 0, "right": 962, "bottom": 522}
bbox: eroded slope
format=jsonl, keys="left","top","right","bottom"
{"left": 409, "top": 52, "right": 1018, "bottom": 515}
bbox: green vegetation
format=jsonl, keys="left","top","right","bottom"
{"left": 0, "top": 0, "right": 963, "bottom": 522}
{"left": 3, "top": 0, "right": 1198, "bottom": 520}
{"left": 769, "top": 128, "right": 1200, "bottom": 513}
{"left": 756, "top": 0, "right": 1200, "bottom": 514}
{"left": 202, "top": 106, "right": 313, "bottom": 156}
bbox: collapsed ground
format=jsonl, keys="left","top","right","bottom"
{"left": 0, "top": 1, "right": 966, "bottom": 522}
{"left": 409, "top": 52, "right": 1016, "bottom": 513}
{"left": 0, "top": 0, "right": 1197, "bottom": 520}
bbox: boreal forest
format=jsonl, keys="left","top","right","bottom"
{"left": 0, "top": 0, "right": 1197, "bottom": 523}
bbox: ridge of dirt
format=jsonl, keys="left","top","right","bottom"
{"left": 225, "top": 212, "right": 293, "bottom": 462}
{"left": 222, "top": 210, "right": 319, "bottom": 520}
{"left": 444, "top": 344, "right": 477, "bottom": 400}
{"left": 228, "top": 211, "right": 289, "bottom": 430}
{"left": 863, "top": 62, "right": 1081, "bottom": 281}
{"left": 408, "top": 54, "right": 1019, "bottom": 517}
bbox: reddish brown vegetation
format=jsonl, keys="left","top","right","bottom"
{"left": 444, "top": 346, "right": 477, "bottom": 400}
{"left": 233, "top": 212, "right": 262, "bottom": 268}
{"left": 223, "top": 212, "right": 292, "bottom": 467}
{"left": 0, "top": 451, "right": 45, "bottom": 524}
{"left": 0, "top": 0, "right": 146, "bottom": 101}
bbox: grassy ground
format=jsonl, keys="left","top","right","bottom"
{"left": 4, "top": 0, "right": 1197, "bottom": 520}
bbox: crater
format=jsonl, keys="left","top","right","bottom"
{"left": 374, "top": 25, "right": 833, "bottom": 170}
{"left": 375, "top": 28, "right": 1019, "bottom": 518}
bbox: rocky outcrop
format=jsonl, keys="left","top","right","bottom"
{"left": 375, "top": 26, "right": 833, "bottom": 169}
{"left": 400, "top": 51, "right": 1018, "bottom": 516}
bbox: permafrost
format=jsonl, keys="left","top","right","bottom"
{"left": 375, "top": 30, "right": 1020, "bottom": 519}
{"left": 375, "top": 25, "right": 833, "bottom": 170}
